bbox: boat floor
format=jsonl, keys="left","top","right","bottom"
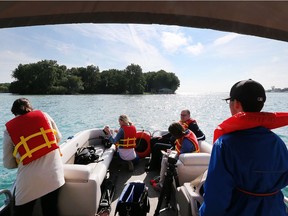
{"left": 107, "top": 156, "right": 178, "bottom": 216}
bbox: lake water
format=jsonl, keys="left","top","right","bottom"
{"left": 1, "top": 92, "right": 288, "bottom": 203}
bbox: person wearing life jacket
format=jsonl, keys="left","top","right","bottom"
{"left": 103, "top": 114, "right": 138, "bottom": 171}
{"left": 200, "top": 79, "right": 288, "bottom": 216}
{"left": 151, "top": 122, "right": 199, "bottom": 191}
{"left": 2, "top": 98, "right": 64, "bottom": 216}
{"left": 146, "top": 109, "right": 205, "bottom": 172}
{"left": 179, "top": 109, "right": 206, "bottom": 141}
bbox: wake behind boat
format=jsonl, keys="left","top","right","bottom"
{"left": 0, "top": 128, "right": 213, "bottom": 216}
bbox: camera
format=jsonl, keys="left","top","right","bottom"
{"left": 167, "top": 151, "right": 178, "bottom": 165}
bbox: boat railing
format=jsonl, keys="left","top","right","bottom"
{"left": 0, "top": 189, "right": 13, "bottom": 216}
{"left": 151, "top": 130, "right": 169, "bottom": 137}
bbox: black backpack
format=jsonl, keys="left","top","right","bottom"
{"left": 74, "top": 146, "right": 100, "bottom": 164}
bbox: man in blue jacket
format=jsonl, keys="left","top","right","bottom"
{"left": 200, "top": 79, "right": 288, "bottom": 215}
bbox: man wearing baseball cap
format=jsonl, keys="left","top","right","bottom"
{"left": 224, "top": 79, "right": 266, "bottom": 112}
{"left": 200, "top": 79, "right": 288, "bottom": 215}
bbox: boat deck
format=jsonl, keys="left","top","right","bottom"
{"left": 108, "top": 157, "right": 178, "bottom": 216}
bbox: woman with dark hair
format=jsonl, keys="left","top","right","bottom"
{"left": 146, "top": 109, "right": 205, "bottom": 171}
{"left": 3, "top": 98, "right": 65, "bottom": 216}
{"left": 151, "top": 122, "right": 199, "bottom": 191}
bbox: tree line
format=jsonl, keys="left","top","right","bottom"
{"left": 1, "top": 60, "right": 180, "bottom": 94}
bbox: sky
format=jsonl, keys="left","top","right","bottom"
{"left": 1, "top": 23, "right": 288, "bottom": 94}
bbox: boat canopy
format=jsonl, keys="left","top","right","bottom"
{"left": 0, "top": 1, "right": 288, "bottom": 42}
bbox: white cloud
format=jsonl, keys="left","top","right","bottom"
{"left": 185, "top": 42, "right": 204, "bottom": 55}
{"left": 161, "top": 32, "right": 189, "bottom": 52}
{"left": 0, "top": 50, "right": 39, "bottom": 82}
{"left": 53, "top": 24, "right": 174, "bottom": 72}
{"left": 106, "top": 25, "right": 174, "bottom": 72}
{"left": 213, "top": 33, "right": 240, "bottom": 46}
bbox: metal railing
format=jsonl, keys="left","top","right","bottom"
{"left": 0, "top": 189, "right": 13, "bottom": 216}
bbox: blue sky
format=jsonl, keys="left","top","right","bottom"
{"left": 1, "top": 23, "right": 288, "bottom": 93}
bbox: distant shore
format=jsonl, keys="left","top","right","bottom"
{"left": 266, "top": 87, "right": 288, "bottom": 92}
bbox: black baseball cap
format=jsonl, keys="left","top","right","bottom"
{"left": 224, "top": 79, "right": 266, "bottom": 111}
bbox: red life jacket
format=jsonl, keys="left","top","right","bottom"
{"left": 117, "top": 125, "right": 137, "bottom": 149}
{"left": 179, "top": 118, "right": 195, "bottom": 130}
{"left": 213, "top": 112, "right": 288, "bottom": 143}
{"left": 175, "top": 130, "right": 199, "bottom": 155}
{"left": 6, "top": 110, "right": 59, "bottom": 165}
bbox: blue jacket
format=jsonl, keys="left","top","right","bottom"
{"left": 200, "top": 127, "right": 288, "bottom": 216}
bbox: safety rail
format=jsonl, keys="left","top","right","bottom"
{"left": 0, "top": 189, "right": 13, "bottom": 216}
{"left": 151, "top": 130, "right": 168, "bottom": 138}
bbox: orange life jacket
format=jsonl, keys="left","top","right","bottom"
{"left": 175, "top": 130, "right": 199, "bottom": 155}
{"left": 6, "top": 110, "right": 59, "bottom": 165}
{"left": 179, "top": 118, "right": 195, "bottom": 130}
{"left": 117, "top": 125, "right": 137, "bottom": 149}
{"left": 213, "top": 112, "right": 288, "bottom": 143}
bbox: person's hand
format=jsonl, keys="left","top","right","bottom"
{"left": 161, "top": 150, "right": 168, "bottom": 156}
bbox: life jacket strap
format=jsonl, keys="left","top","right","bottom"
{"left": 117, "top": 137, "right": 136, "bottom": 147}
{"left": 13, "top": 128, "right": 58, "bottom": 163}
{"left": 237, "top": 187, "right": 279, "bottom": 197}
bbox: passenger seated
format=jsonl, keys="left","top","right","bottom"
{"left": 146, "top": 109, "right": 205, "bottom": 171}
{"left": 151, "top": 122, "right": 200, "bottom": 191}
{"left": 103, "top": 114, "right": 139, "bottom": 171}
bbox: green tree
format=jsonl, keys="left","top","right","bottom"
{"left": 153, "top": 70, "right": 179, "bottom": 92}
{"left": 143, "top": 71, "right": 156, "bottom": 92}
{"left": 0, "top": 83, "right": 10, "bottom": 93}
{"left": 9, "top": 60, "right": 67, "bottom": 94}
{"left": 125, "top": 64, "right": 145, "bottom": 94}
{"left": 143, "top": 70, "right": 180, "bottom": 93}
{"left": 7, "top": 60, "right": 180, "bottom": 94}
{"left": 69, "top": 65, "right": 101, "bottom": 93}
{"left": 63, "top": 75, "right": 84, "bottom": 94}
{"left": 99, "top": 69, "right": 127, "bottom": 94}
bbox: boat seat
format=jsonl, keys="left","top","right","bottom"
{"left": 176, "top": 141, "right": 212, "bottom": 186}
{"left": 176, "top": 171, "right": 206, "bottom": 216}
{"left": 176, "top": 142, "right": 211, "bottom": 216}
{"left": 58, "top": 129, "right": 116, "bottom": 216}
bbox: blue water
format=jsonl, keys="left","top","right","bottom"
{"left": 1, "top": 92, "right": 288, "bottom": 204}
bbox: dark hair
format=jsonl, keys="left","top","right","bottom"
{"left": 182, "top": 109, "right": 190, "bottom": 115}
{"left": 11, "top": 98, "right": 33, "bottom": 116}
{"left": 241, "top": 100, "right": 264, "bottom": 112}
{"left": 168, "top": 122, "right": 185, "bottom": 139}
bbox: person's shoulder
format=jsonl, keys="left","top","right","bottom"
{"left": 188, "top": 119, "right": 199, "bottom": 127}
{"left": 41, "top": 111, "right": 51, "bottom": 118}
{"left": 214, "top": 133, "right": 236, "bottom": 147}
{"left": 33, "top": 109, "right": 48, "bottom": 116}
{"left": 188, "top": 118, "right": 197, "bottom": 123}
{"left": 216, "top": 127, "right": 262, "bottom": 145}
{"left": 119, "top": 127, "right": 124, "bottom": 131}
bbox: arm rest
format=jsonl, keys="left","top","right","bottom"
{"left": 178, "top": 153, "right": 210, "bottom": 165}
{"left": 199, "top": 141, "right": 212, "bottom": 153}
{"left": 177, "top": 153, "right": 210, "bottom": 185}
{"left": 63, "top": 164, "right": 92, "bottom": 182}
